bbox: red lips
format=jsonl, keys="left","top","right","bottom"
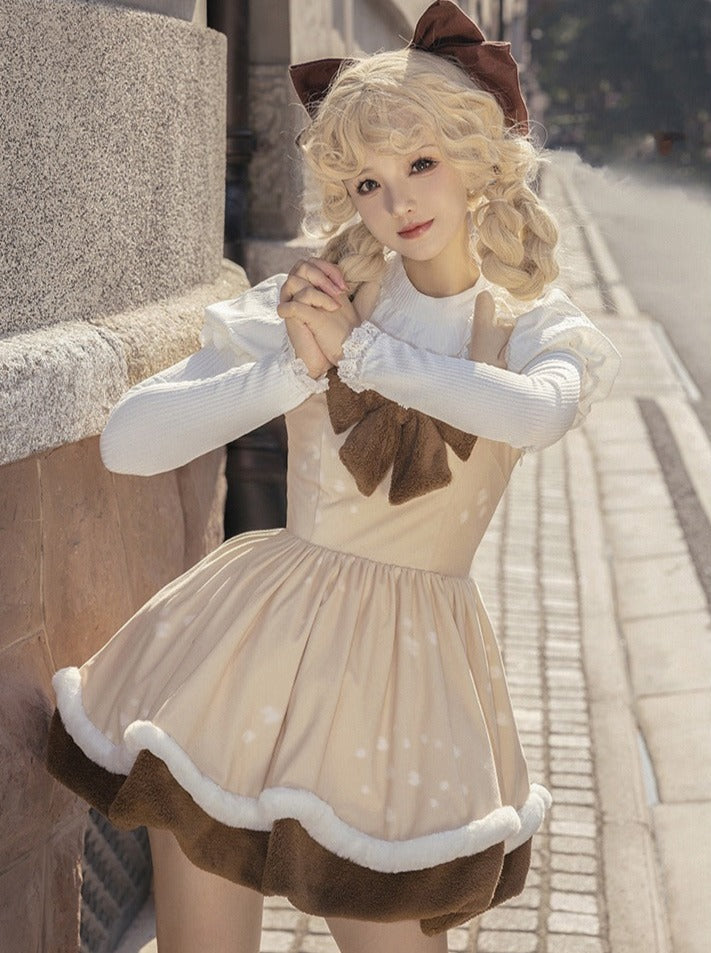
{"left": 397, "top": 219, "right": 434, "bottom": 239}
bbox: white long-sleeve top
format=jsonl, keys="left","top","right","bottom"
{"left": 99, "top": 255, "right": 620, "bottom": 476}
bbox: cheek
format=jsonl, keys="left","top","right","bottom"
{"left": 357, "top": 201, "right": 387, "bottom": 235}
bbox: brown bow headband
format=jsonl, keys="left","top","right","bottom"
{"left": 289, "top": 0, "right": 528, "bottom": 131}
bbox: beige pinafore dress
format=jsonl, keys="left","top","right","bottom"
{"left": 48, "top": 271, "right": 556, "bottom": 935}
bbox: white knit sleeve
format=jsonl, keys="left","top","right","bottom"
{"left": 337, "top": 291, "right": 619, "bottom": 452}
{"left": 504, "top": 288, "right": 621, "bottom": 427}
{"left": 100, "top": 276, "right": 328, "bottom": 476}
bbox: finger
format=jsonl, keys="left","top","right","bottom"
{"left": 292, "top": 258, "right": 347, "bottom": 297}
{"left": 310, "top": 258, "right": 348, "bottom": 292}
{"left": 279, "top": 273, "right": 311, "bottom": 304}
{"left": 277, "top": 300, "right": 327, "bottom": 326}
{"left": 290, "top": 285, "right": 341, "bottom": 311}
{"left": 473, "top": 290, "right": 495, "bottom": 325}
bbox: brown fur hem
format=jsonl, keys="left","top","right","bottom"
{"left": 47, "top": 712, "right": 533, "bottom": 935}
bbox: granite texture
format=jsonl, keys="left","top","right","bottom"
{"left": 0, "top": 261, "right": 249, "bottom": 466}
{"left": 87, "top": 0, "right": 197, "bottom": 19}
{"left": 1, "top": 0, "right": 226, "bottom": 336}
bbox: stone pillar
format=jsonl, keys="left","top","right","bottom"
{"left": 0, "top": 0, "right": 248, "bottom": 949}
{"left": 242, "top": 0, "right": 418, "bottom": 283}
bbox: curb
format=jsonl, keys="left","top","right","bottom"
{"left": 567, "top": 429, "right": 672, "bottom": 953}
{"left": 553, "top": 155, "right": 674, "bottom": 953}
{"left": 551, "top": 153, "right": 639, "bottom": 317}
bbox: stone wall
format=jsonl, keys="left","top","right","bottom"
{"left": 0, "top": 442, "right": 227, "bottom": 952}
{"left": 0, "top": 0, "right": 248, "bottom": 948}
{"left": 1, "top": 0, "right": 225, "bottom": 338}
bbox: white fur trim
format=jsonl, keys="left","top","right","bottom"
{"left": 53, "top": 668, "right": 135, "bottom": 775}
{"left": 504, "top": 783, "right": 552, "bottom": 852}
{"left": 53, "top": 671, "right": 551, "bottom": 872}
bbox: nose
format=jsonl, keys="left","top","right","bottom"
{"left": 385, "top": 184, "right": 415, "bottom": 218}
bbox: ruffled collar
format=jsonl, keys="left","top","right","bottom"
{"left": 369, "top": 255, "right": 484, "bottom": 357}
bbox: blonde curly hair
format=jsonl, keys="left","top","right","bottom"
{"left": 297, "top": 48, "right": 559, "bottom": 301}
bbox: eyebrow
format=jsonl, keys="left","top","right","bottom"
{"left": 354, "top": 145, "right": 440, "bottom": 177}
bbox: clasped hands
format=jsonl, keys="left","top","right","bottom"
{"left": 277, "top": 256, "right": 511, "bottom": 379}
{"left": 277, "top": 259, "right": 359, "bottom": 380}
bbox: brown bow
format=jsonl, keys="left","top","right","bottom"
{"left": 326, "top": 369, "right": 477, "bottom": 505}
{"left": 289, "top": 0, "right": 528, "bottom": 130}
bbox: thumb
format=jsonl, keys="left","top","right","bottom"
{"left": 473, "top": 290, "right": 495, "bottom": 326}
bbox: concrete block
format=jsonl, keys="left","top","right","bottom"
{"left": 2, "top": 0, "right": 226, "bottom": 335}
{"left": 447, "top": 928, "right": 470, "bottom": 951}
{"left": 547, "top": 939, "right": 603, "bottom": 953}
{"left": 479, "top": 907, "right": 537, "bottom": 931}
{"left": 0, "top": 262, "right": 249, "bottom": 466}
{"left": 551, "top": 872, "right": 597, "bottom": 893}
{"left": 550, "top": 892, "right": 598, "bottom": 914}
{"left": 95, "top": 0, "right": 197, "bottom": 19}
{"left": 654, "top": 802, "right": 711, "bottom": 953}
{"left": 604, "top": 506, "right": 685, "bottom": 559}
{"left": 599, "top": 470, "right": 671, "bottom": 511}
{"left": 301, "top": 934, "right": 340, "bottom": 952}
{"left": 94, "top": 262, "right": 249, "bottom": 387}
{"left": 550, "top": 853, "right": 597, "bottom": 875}
{"left": 478, "top": 931, "right": 538, "bottom": 953}
{"left": 614, "top": 554, "right": 706, "bottom": 620}
{"left": 623, "top": 612, "right": 711, "bottom": 696}
{"left": 582, "top": 398, "right": 648, "bottom": 444}
{"left": 602, "top": 820, "right": 671, "bottom": 953}
{"left": 657, "top": 396, "right": 711, "bottom": 527}
{"left": 547, "top": 911, "right": 599, "bottom": 935}
{"left": 638, "top": 691, "right": 711, "bottom": 801}
{"left": 0, "top": 321, "right": 127, "bottom": 466}
{"left": 589, "top": 699, "right": 649, "bottom": 825}
{"left": 261, "top": 931, "right": 297, "bottom": 952}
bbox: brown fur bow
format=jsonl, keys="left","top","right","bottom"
{"left": 325, "top": 369, "right": 477, "bottom": 505}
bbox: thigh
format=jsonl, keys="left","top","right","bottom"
{"left": 326, "top": 915, "right": 448, "bottom": 953}
{"left": 148, "top": 827, "right": 264, "bottom": 953}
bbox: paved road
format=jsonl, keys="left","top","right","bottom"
{"left": 569, "top": 157, "right": 711, "bottom": 436}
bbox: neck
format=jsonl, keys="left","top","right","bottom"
{"left": 402, "top": 254, "right": 480, "bottom": 298}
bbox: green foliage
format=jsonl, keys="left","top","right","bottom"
{"left": 530, "top": 0, "right": 711, "bottom": 167}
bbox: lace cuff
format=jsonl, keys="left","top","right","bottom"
{"left": 278, "top": 336, "right": 330, "bottom": 395}
{"left": 337, "top": 322, "right": 382, "bottom": 393}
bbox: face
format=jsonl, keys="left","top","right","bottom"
{"left": 344, "top": 144, "right": 474, "bottom": 291}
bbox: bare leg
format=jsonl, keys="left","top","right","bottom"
{"left": 148, "top": 827, "right": 263, "bottom": 953}
{"left": 326, "top": 916, "right": 448, "bottom": 953}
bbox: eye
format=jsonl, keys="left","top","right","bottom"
{"left": 411, "top": 156, "right": 437, "bottom": 174}
{"left": 355, "top": 177, "right": 379, "bottom": 195}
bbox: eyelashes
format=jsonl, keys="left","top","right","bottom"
{"left": 355, "top": 177, "right": 378, "bottom": 196}
{"left": 354, "top": 156, "right": 438, "bottom": 195}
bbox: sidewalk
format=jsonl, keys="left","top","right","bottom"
{"left": 117, "top": 154, "right": 711, "bottom": 953}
